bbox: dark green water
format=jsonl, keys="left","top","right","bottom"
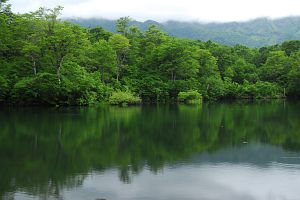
{"left": 1, "top": 101, "right": 300, "bottom": 200}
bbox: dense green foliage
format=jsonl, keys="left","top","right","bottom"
{"left": 68, "top": 17, "right": 300, "bottom": 47}
{"left": 1, "top": 2, "right": 300, "bottom": 105}
{"left": 178, "top": 90, "right": 202, "bottom": 103}
{"left": 109, "top": 91, "right": 141, "bottom": 105}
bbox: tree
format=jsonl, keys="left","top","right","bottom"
{"left": 141, "top": 25, "right": 168, "bottom": 71}
{"left": 61, "top": 62, "right": 106, "bottom": 105}
{"left": 259, "top": 51, "right": 292, "bottom": 87}
{"left": 88, "top": 40, "right": 117, "bottom": 83}
{"left": 229, "top": 58, "right": 258, "bottom": 84}
{"left": 0, "top": 0, "right": 11, "bottom": 14}
{"left": 0, "top": 75, "right": 8, "bottom": 102}
{"left": 143, "top": 25, "right": 167, "bottom": 49}
{"left": 146, "top": 39, "right": 200, "bottom": 99}
{"left": 126, "top": 26, "right": 143, "bottom": 72}
{"left": 33, "top": 7, "right": 88, "bottom": 84}
{"left": 197, "top": 49, "right": 219, "bottom": 78}
{"left": 154, "top": 39, "right": 199, "bottom": 81}
{"left": 47, "top": 23, "right": 86, "bottom": 83}
{"left": 288, "top": 51, "right": 300, "bottom": 96}
{"left": 208, "top": 44, "right": 238, "bottom": 78}
{"left": 196, "top": 49, "right": 224, "bottom": 99}
{"left": 22, "top": 43, "right": 40, "bottom": 75}
{"left": 88, "top": 26, "right": 112, "bottom": 43}
{"left": 233, "top": 44, "right": 257, "bottom": 64}
{"left": 12, "top": 73, "right": 61, "bottom": 105}
{"left": 116, "top": 16, "right": 131, "bottom": 36}
{"left": 20, "top": 12, "right": 45, "bottom": 75}
{"left": 108, "top": 34, "right": 130, "bottom": 82}
{"left": 281, "top": 40, "right": 300, "bottom": 56}
{"left": 0, "top": 0, "right": 13, "bottom": 58}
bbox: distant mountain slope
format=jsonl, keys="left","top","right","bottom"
{"left": 66, "top": 17, "right": 300, "bottom": 47}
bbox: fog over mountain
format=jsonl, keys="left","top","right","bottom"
{"left": 67, "top": 16, "right": 300, "bottom": 47}
{"left": 10, "top": 0, "right": 300, "bottom": 23}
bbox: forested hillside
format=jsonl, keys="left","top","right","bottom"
{"left": 68, "top": 17, "right": 300, "bottom": 47}
{"left": 1, "top": 2, "right": 300, "bottom": 105}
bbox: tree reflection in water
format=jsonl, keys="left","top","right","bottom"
{"left": 1, "top": 101, "right": 300, "bottom": 199}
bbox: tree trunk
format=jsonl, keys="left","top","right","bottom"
{"left": 31, "top": 56, "right": 37, "bottom": 75}
{"left": 206, "top": 84, "right": 210, "bottom": 91}
{"left": 57, "top": 66, "right": 61, "bottom": 84}
{"left": 33, "top": 63, "right": 37, "bottom": 75}
{"left": 116, "top": 53, "right": 125, "bottom": 83}
{"left": 116, "top": 71, "right": 119, "bottom": 83}
{"left": 101, "top": 68, "right": 104, "bottom": 83}
{"left": 56, "top": 57, "right": 64, "bottom": 84}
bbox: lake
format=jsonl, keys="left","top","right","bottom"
{"left": 1, "top": 101, "right": 300, "bottom": 200}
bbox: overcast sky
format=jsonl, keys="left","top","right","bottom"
{"left": 8, "top": 0, "right": 300, "bottom": 22}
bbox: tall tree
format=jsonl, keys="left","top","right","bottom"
{"left": 108, "top": 34, "right": 130, "bottom": 82}
{"left": 116, "top": 16, "right": 131, "bottom": 37}
{"left": 40, "top": 7, "right": 89, "bottom": 83}
{"left": 88, "top": 39, "right": 117, "bottom": 82}
{"left": 20, "top": 12, "right": 46, "bottom": 75}
{"left": 154, "top": 39, "right": 200, "bottom": 81}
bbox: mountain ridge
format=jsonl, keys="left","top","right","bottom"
{"left": 66, "top": 16, "right": 300, "bottom": 47}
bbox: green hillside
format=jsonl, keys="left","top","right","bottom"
{"left": 67, "top": 17, "right": 300, "bottom": 47}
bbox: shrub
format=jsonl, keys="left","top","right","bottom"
{"left": 109, "top": 91, "right": 141, "bottom": 106}
{"left": 178, "top": 90, "right": 202, "bottom": 104}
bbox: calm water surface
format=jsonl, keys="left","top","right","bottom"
{"left": 1, "top": 101, "right": 300, "bottom": 200}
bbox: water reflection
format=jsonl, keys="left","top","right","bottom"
{"left": 1, "top": 101, "right": 300, "bottom": 199}
{"left": 57, "top": 161, "right": 300, "bottom": 200}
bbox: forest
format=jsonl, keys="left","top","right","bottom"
{"left": 1, "top": 2, "right": 300, "bottom": 105}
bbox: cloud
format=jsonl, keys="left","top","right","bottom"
{"left": 9, "top": 0, "right": 300, "bottom": 22}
